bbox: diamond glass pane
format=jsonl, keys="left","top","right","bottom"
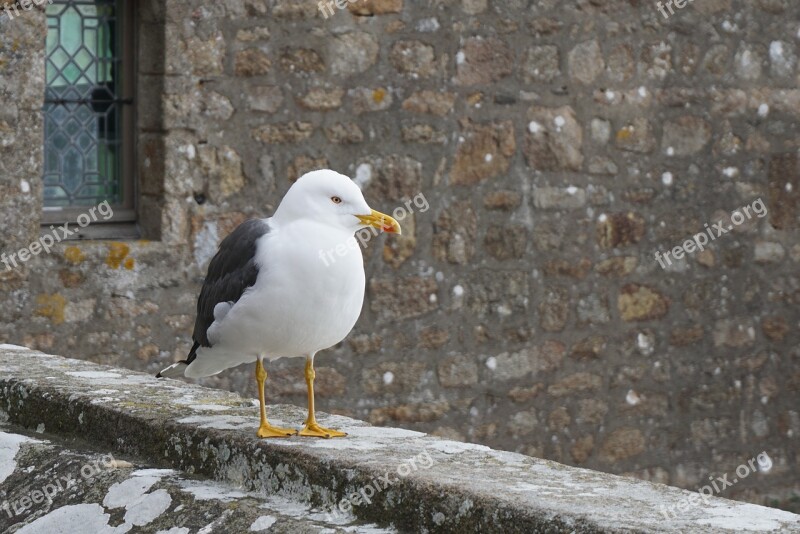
{"left": 44, "top": 0, "right": 124, "bottom": 209}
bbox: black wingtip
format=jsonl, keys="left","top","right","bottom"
{"left": 155, "top": 372, "right": 163, "bottom": 379}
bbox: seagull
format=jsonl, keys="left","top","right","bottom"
{"left": 157, "top": 170, "right": 401, "bottom": 438}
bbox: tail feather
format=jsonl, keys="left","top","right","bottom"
{"left": 156, "top": 361, "right": 188, "bottom": 379}
{"left": 156, "top": 341, "right": 200, "bottom": 379}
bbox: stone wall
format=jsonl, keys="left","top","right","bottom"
{"left": 1, "top": 0, "right": 798, "bottom": 512}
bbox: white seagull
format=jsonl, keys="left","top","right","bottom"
{"left": 157, "top": 170, "right": 401, "bottom": 438}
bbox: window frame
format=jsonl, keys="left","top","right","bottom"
{"left": 41, "top": 0, "right": 137, "bottom": 237}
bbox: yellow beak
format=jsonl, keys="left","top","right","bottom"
{"left": 356, "top": 209, "right": 402, "bottom": 234}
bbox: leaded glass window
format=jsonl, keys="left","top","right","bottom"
{"left": 43, "top": 0, "right": 134, "bottom": 221}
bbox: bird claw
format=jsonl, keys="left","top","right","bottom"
{"left": 298, "top": 422, "right": 347, "bottom": 439}
{"left": 256, "top": 424, "right": 297, "bottom": 438}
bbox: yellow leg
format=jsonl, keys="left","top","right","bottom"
{"left": 256, "top": 359, "right": 295, "bottom": 438}
{"left": 299, "top": 359, "right": 347, "bottom": 438}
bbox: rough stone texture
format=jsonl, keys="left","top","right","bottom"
{"left": 402, "top": 91, "right": 456, "bottom": 117}
{"left": 330, "top": 32, "right": 379, "bottom": 76}
{"left": 390, "top": 40, "right": 436, "bottom": 78}
{"left": 0, "top": 422, "right": 389, "bottom": 533}
{"left": 568, "top": 40, "right": 605, "bottom": 85}
{"left": 1, "top": 0, "right": 800, "bottom": 517}
{"left": 347, "top": 0, "right": 404, "bottom": 16}
{"left": 521, "top": 45, "right": 561, "bottom": 83}
{"left": 451, "top": 120, "right": 515, "bottom": 185}
{"left": 234, "top": 48, "right": 272, "bottom": 77}
{"left": 1, "top": 348, "right": 799, "bottom": 533}
{"left": 525, "top": 106, "right": 583, "bottom": 171}
{"left": 454, "top": 37, "right": 513, "bottom": 86}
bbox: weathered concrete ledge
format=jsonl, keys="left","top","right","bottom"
{"left": 1, "top": 346, "right": 798, "bottom": 533}
{"left": 0, "top": 420, "right": 388, "bottom": 533}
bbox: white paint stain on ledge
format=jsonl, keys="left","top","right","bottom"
{"left": 277, "top": 423, "right": 426, "bottom": 451}
{"left": 172, "top": 396, "right": 234, "bottom": 412}
{"left": 425, "top": 440, "right": 491, "bottom": 455}
{"left": 15, "top": 503, "right": 128, "bottom": 534}
{"left": 177, "top": 414, "right": 269, "bottom": 430}
{"left": 103, "top": 469, "right": 173, "bottom": 528}
{"left": 0, "top": 431, "right": 40, "bottom": 484}
{"left": 249, "top": 515, "right": 277, "bottom": 531}
{"left": 65, "top": 371, "right": 123, "bottom": 380}
{"left": 696, "top": 502, "right": 800, "bottom": 532}
{"left": 179, "top": 480, "right": 249, "bottom": 502}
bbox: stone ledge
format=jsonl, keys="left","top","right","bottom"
{"left": 0, "top": 421, "right": 387, "bottom": 532}
{"left": 1, "top": 346, "right": 798, "bottom": 533}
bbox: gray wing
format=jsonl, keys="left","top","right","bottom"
{"left": 190, "top": 218, "right": 270, "bottom": 354}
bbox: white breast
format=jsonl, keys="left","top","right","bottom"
{"left": 211, "top": 219, "right": 366, "bottom": 359}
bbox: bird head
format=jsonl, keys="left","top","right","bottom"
{"left": 275, "top": 169, "right": 402, "bottom": 235}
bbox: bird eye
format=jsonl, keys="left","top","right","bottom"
{"left": 331, "top": 196, "right": 342, "bottom": 204}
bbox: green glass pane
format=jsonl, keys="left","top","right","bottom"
{"left": 96, "top": 30, "right": 111, "bottom": 82}
{"left": 59, "top": 7, "right": 82, "bottom": 55}
{"left": 45, "top": 29, "right": 58, "bottom": 54}
{"left": 82, "top": 29, "right": 95, "bottom": 58}
{"left": 61, "top": 64, "right": 78, "bottom": 84}
{"left": 74, "top": 47, "right": 92, "bottom": 71}
{"left": 46, "top": 4, "right": 68, "bottom": 16}
{"left": 76, "top": 131, "right": 93, "bottom": 152}
{"left": 50, "top": 47, "right": 68, "bottom": 66}
{"left": 85, "top": 148, "right": 98, "bottom": 171}
{"left": 45, "top": 63, "right": 57, "bottom": 85}
{"left": 43, "top": 186, "right": 68, "bottom": 201}
{"left": 62, "top": 147, "right": 83, "bottom": 193}
{"left": 45, "top": 150, "right": 60, "bottom": 173}
{"left": 63, "top": 117, "right": 81, "bottom": 137}
{"left": 50, "top": 131, "right": 69, "bottom": 151}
